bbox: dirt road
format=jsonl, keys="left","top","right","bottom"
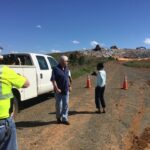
{"left": 15, "top": 61, "right": 150, "bottom": 150}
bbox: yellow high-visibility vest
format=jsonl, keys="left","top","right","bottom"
{"left": 0, "top": 65, "right": 26, "bottom": 119}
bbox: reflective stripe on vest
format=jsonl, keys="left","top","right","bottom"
{"left": 0, "top": 66, "right": 13, "bottom": 100}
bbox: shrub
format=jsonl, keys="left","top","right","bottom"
{"left": 78, "top": 56, "right": 86, "bottom": 65}
{"left": 69, "top": 53, "right": 78, "bottom": 65}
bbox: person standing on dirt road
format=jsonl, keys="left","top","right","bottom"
{"left": 92, "top": 62, "right": 106, "bottom": 113}
{"left": 51, "top": 55, "right": 71, "bottom": 125}
{"left": 0, "top": 55, "right": 30, "bottom": 150}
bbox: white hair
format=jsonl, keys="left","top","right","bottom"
{"left": 60, "top": 55, "right": 68, "bottom": 62}
{"left": 0, "top": 55, "right": 3, "bottom": 60}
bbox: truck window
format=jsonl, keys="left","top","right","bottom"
{"left": 0, "top": 54, "right": 31, "bottom": 65}
{"left": 36, "top": 56, "right": 49, "bottom": 70}
{"left": 16, "top": 55, "right": 33, "bottom": 65}
{"left": 47, "top": 57, "right": 58, "bottom": 68}
{"left": 23, "top": 55, "right": 32, "bottom": 65}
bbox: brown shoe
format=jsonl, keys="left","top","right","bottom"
{"left": 62, "top": 121, "right": 70, "bottom": 125}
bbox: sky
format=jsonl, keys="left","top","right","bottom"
{"left": 0, "top": 0, "right": 150, "bottom": 54}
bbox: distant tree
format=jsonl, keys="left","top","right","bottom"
{"left": 93, "top": 44, "right": 101, "bottom": 51}
{"left": 69, "top": 53, "right": 78, "bottom": 64}
{"left": 110, "top": 45, "right": 118, "bottom": 49}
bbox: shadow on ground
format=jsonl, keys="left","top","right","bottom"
{"left": 49, "top": 111, "right": 96, "bottom": 116}
{"left": 16, "top": 120, "right": 57, "bottom": 129}
{"left": 19, "top": 93, "right": 54, "bottom": 111}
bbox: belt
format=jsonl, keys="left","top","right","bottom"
{"left": 0, "top": 117, "right": 7, "bottom": 120}
{"left": 0, "top": 117, "right": 9, "bottom": 126}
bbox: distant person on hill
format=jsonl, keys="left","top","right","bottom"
{"left": 92, "top": 62, "right": 106, "bottom": 113}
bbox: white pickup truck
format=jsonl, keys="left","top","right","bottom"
{"left": 1, "top": 53, "right": 58, "bottom": 112}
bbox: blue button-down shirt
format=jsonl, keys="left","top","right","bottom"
{"left": 51, "top": 64, "right": 69, "bottom": 95}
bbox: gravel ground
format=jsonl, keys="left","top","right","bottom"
{"left": 15, "top": 61, "right": 150, "bottom": 150}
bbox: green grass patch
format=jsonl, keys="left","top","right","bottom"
{"left": 70, "top": 57, "right": 113, "bottom": 79}
{"left": 50, "top": 52, "right": 116, "bottom": 79}
{"left": 71, "top": 67, "right": 91, "bottom": 78}
{"left": 124, "top": 60, "right": 150, "bottom": 68}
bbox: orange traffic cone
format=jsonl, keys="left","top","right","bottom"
{"left": 122, "top": 75, "right": 128, "bottom": 90}
{"left": 86, "top": 75, "right": 92, "bottom": 88}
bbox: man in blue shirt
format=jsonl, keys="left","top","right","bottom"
{"left": 51, "top": 56, "right": 71, "bottom": 125}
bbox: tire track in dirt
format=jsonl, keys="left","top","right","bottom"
{"left": 101, "top": 62, "right": 129, "bottom": 150}
{"left": 122, "top": 84, "right": 145, "bottom": 150}
{"left": 130, "top": 127, "right": 150, "bottom": 150}
{"left": 26, "top": 75, "right": 97, "bottom": 150}
{"left": 16, "top": 62, "right": 150, "bottom": 150}
{"left": 108, "top": 65, "right": 147, "bottom": 150}
{"left": 34, "top": 62, "right": 120, "bottom": 150}
{"left": 39, "top": 95, "right": 95, "bottom": 150}
{"left": 98, "top": 62, "right": 147, "bottom": 150}
{"left": 65, "top": 62, "right": 125, "bottom": 150}
{"left": 110, "top": 66, "right": 150, "bottom": 150}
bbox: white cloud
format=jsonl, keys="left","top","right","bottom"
{"left": 144, "top": 38, "right": 150, "bottom": 45}
{"left": 36, "top": 25, "right": 42, "bottom": 29}
{"left": 72, "top": 40, "right": 80, "bottom": 44}
{"left": 90, "top": 40, "right": 99, "bottom": 47}
{"left": 51, "top": 49, "right": 61, "bottom": 53}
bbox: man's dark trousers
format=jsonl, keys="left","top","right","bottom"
{"left": 95, "top": 86, "right": 106, "bottom": 109}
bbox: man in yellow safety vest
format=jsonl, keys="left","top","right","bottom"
{"left": 0, "top": 55, "right": 30, "bottom": 150}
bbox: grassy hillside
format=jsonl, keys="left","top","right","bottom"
{"left": 50, "top": 52, "right": 115, "bottom": 79}
{"left": 124, "top": 60, "right": 150, "bottom": 68}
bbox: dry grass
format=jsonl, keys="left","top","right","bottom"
{"left": 124, "top": 60, "right": 150, "bottom": 68}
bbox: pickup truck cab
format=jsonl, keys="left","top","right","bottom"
{"left": 1, "top": 53, "right": 58, "bottom": 112}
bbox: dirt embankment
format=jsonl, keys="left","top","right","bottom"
{"left": 15, "top": 61, "right": 150, "bottom": 150}
{"left": 116, "top": 57, "right": 150, "bottom": 61}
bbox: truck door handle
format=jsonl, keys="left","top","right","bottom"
{"left": 40, "top": 73, "right": 43, "bottom": 79}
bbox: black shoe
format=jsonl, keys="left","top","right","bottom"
{"left": 62, "top": 121, "right": 70, "bottom": 125}
{"left": 95, "top": 111, "right": 101, "bottom": 114}
{"left": 57, "top": 118, "right": 62, "bottom": 124}
{"left": 102, "top": 110, "right": 106, "bottom": 113}
{"left": 95, "top": 109, "right": 101, "bottom": 114}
